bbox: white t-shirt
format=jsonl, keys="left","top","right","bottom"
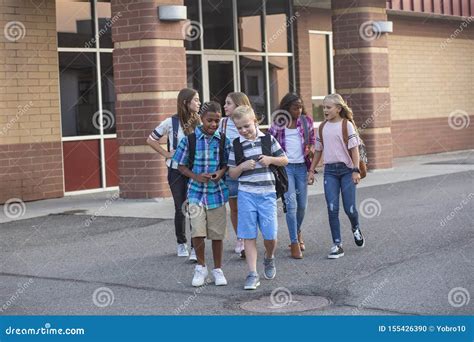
{"left": 149, "top": 116, "right": 186, "bottom": 169}
{"left": 315, "top": 120, "right": 360, "bottom": 168}
{"left": 284, "top": 128, "right": 305, "bottom": 163}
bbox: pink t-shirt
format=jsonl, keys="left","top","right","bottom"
{"left": 315, "top": 120, "right": 360, "bottom": 168}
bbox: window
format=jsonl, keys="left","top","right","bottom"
{"left": 265, "top": 0, "right": 291, "bottom": 53}
{"left": 268, "top": 56, "right": 291, "bottom": 112}
{"left": 237, "top": 0, "right": 263, "bottom": 52}
{"left": 240, "top": 55, "right": 266, "bottom": 124}
{"left": 184, "top": 0, "right": 295, "bottom": 126}
{"left": 309, "top": 31, "right": 334, "bottom": 122}
{"left": 57, "top": 0, "right": 117, "bottom": 192}
{"left": 56, "top": 0, "right": 93, "bottom": 48}
{"left": 59, "top": 52, "right": 99, "bottom": 136}
{"left": 186, "top": 55, "right": 203, "bottom": 96}
{"left": 202, "top": 0, "right": 235, "bottom": 50}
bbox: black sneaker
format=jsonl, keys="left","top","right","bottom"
{"left": 353, "top": 228, "right": 365, "bottom": 247}
{"left": 328, "top": 245, "right": 344, "bottom": 259}
{"left": 240, "top": 249, "right": 246, "bottom": 259}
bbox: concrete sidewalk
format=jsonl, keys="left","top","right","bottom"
{"left": 1, "top": 149, "right": 473, "bottom": 223}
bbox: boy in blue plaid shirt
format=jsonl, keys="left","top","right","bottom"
{"left": 172, "top": 101, "right": 231, "bottom": 287}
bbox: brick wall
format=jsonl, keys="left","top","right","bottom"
{"left": 0, "top": 0, "right": 63, "bottom": 204}
{"left": 388, "top": 16, "right": 474, "bottom": 157}
{"left": 331, "top": 0, "right": 393, "bottom": 169}
{"left": 111, "top": 0, "right": 186, "bottom": 198}
{"left": 388, "top": 16, "right": 474, "bottom": 121}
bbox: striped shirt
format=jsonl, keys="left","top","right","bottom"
{"left": 149, "top": 116, "right": 185, "bottom": 169}
{"left": 172, "top": 126, "right": 231, "bottom": 209}
{"left": 228, "top": 130, "right": 285, "bottom": 194}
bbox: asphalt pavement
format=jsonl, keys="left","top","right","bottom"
{"left": 0, "top": 156, "right": 472, "bottom": 315}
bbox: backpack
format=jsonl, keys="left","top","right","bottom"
{"left": 318, "top": 119, "right": 368, "bottom": 178}
{"left": 299, "top": 114, "right": 313, "bottom": 159}
{"left": 187, "top": 131, "right": 227, "bottom": 173}
{"left": 233, "top": 134, "right": 289, "bottom": 213}
{"left": 167, "top": 114, "right": 180, "bottom": 152}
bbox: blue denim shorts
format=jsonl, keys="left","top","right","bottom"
{"left": 225, "top": 177, "right": 239, "bottom": 199}
{"left": 237, "top": 191, "right": 278, "bottom": 240}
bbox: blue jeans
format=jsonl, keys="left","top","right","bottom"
{"left": 323, "top": 163, "right": 359, "bottom": 245}
{"left": 284, "top": 163, "right": 308, "bottom": 243}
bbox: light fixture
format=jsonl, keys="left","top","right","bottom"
{"left": 158, "top": 5, "right": 187, "bottom": 21}
{"left": 373, "top": 21, "right": 393, "bottom": 33}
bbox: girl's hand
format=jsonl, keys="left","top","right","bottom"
{"left": 240, "top": 159, "right": 256, "bottom": 171}
{"left": 307, "top": 172, "right": 316, "bottom": 185}
{"left": 352, "top": 172, "right": 361, "bottom": 185}
{"left": 166, "top": 149, "right": 174, "bottom": 159}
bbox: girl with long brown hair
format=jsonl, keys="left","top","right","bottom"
{"left": 147, "top": 88, "right": 201, "bottom": 260}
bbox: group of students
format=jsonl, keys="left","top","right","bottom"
{"left": 147, "top": 89, "right": 365, "bottom": 290}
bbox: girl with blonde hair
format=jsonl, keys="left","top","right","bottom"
{"left": 219, "top": 92, "right": 252, "bottom": 258}
{"left": 308, "top": 94, "right": 365, "bottom": 259}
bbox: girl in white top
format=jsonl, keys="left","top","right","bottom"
{"left": 147, "top": 88, "right": 201, "bottom": 260}
{"left": 218, "top": 92, "right": 252, "bottom": 258}
{"left": 308, "top": 94, "right": 365, "bottom": 259}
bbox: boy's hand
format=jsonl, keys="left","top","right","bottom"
{"left": 210, "top": 169, "right": 226, "bottom": 183}
{"left": 165, "top": 149, "right": 174, "bottom": 159}
{"left": 193, "top": 173, "right": 212, "bottom": 183}
{"left": 240, "top": 159, "right": 256, "bottom": 171}
{"left": 257, "top": 155, "right": 272, "bottom": 167}
{"left": 307, "top": 172, "right": 316, "bottom": 185}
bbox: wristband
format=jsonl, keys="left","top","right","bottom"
{"left": 352, "top": 167, "right": 360, "bottom": 174}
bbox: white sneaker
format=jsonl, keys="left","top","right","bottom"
{"left": 192, "top": 265, "right": 208, "bottom": 287}
{"left": 211, "top": 268, "right": 228, "bottom": 286}
{"left": 189, "top": 247, "right": 197, "bottom": 262}
{"left": 177, "top": 243, "right": 189, "bottom": 257}
{"left": 234, "top": 239, "right": 244, "bottom": 254}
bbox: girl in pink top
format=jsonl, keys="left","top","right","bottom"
{"left": 308, "top": 94, "right": 365, "bottom": 259}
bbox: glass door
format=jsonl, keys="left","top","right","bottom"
{"left": 202, "top": 55, "right": 237, "bottom": 109}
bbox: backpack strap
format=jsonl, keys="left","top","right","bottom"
{"left": 220, "top": 117, "right": 229, "bottom": 135}
{"left": 318, "top": 120, "right": 327, "bottom": 147}
{"left": 171, "top": 114, "right": 179, "bottom": 151}
{"left": 218, "top": 132, "right": 226, "bottom": 169}
{"left": 261, "top": 134, "right": 272, "bottom": 156}
{"left": 187, "top": 132, "right": 197, "bottom": 171}
{"left": 232, "top": 138, "right": 246, "bottom": 166}
{"left": 300, "top": 115, "right": 309, "bottom": 146}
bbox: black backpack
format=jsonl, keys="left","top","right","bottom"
{"left": 167, "top": 114, "right": 180, "bottom": 152}
{"left": 233, "top": 134, "right": 289, "bottom": 213}
{"left": 187, "top": 132, "right": 227, "bottom": 172}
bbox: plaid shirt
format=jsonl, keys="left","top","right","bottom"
{"left": 268, "top": 114, "right": 315, "bottom": 170}
{"left": 172, "top": 126, "right": 231, "bottom": 209}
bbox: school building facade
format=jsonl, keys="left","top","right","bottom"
{"left": 0, "top": 0, "right": 473, "bottom": 203}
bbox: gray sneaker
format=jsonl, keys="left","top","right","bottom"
{"left": 263, "top": 257, "right": 276, "bottom": 279}
{"left": 244, "top": 272, "right": 260, "bottom": 290}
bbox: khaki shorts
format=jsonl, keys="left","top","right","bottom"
{"left": 190, "top": 205, "right": 227, "bottom": 240}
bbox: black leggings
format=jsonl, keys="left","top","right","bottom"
{"left": 167, "top": 167, "right": 192, "bottom": 245}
